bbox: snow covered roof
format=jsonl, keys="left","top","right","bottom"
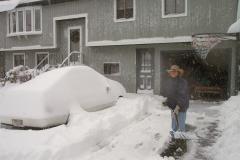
{"left": 228, "top": 19, "right": 240, "bottom": 33}
{"left": 0, "top": 0, "right": 20, "bottom": 12}
{"left": 0, "top": 0, "right": 43, "bottom": 12}
{"left": 19, "top": 0, "right": 43, "bottom": 4}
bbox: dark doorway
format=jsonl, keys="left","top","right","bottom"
{"left": 136, "top": 48, "right": 155, "bottom": 94}
{"left": 160, "top": 50, "right": 230, "bottom": 100}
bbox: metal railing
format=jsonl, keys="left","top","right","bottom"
{"left": 34, "top": 54, "right": 50, "bottom": 70}
{"left": 60, "top": 51, "right": 82, "bottom": 68}
{"left": 32, "top": 54, "right": 50, "bottom": 77}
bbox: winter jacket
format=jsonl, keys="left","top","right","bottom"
{"left": 164, "top": 77, "right": 189, "bottom": 112}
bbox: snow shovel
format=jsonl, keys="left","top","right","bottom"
{"left": 172, "top": 111, "right": 192, "bottom": 140}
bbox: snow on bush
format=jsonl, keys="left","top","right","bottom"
{"left": 210, "top": 95, "right": 240, "bottom": 160}
{"left": 4, "top": 65, "right": 33, "bottom": 84}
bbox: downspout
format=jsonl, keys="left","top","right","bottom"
{"left": 234, "top": 33, "right": 239, "bottom": 95}
{"left": 238, "top": 0, "right": 240, "bottom": 20}
{"left": 235, "top": 0, "right": 240, "bottom": 95}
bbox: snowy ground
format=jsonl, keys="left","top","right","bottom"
{"left": 0, "top": 85, "right": 239, "bottom": 160}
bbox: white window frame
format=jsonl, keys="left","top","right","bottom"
{"left": 10, "top": 11, "right": 17, "bottom": 34}
{"left": 34, "top": 7, "right": 42, "bottom": 32}
{"left": 16, "top": 9, "right": 24, "bottom": 33}
{"left": 35, "top": 52, "right": 49, "bottom": 66}
{"left": 7, "top": 12, "right": 10, "bottom": 35}
{"left": 25, "top": 8, "right": 33, "bottom": 32}
{"left": 13, "top": 53, "right": 25, "bottom": 68}
{"left": 67, "top": 26, "right": 83, "bottom": 53}
{"left": 103, "top": 62, "right": 121, "bottom": 76}
{"left": 162, "top": 0, "right": 187, "bottom": 18}
{"left": 114, "top": 0, "right": 136, "bottom": 23}
{"left": 7, "top": 6, "right": 42, "bottom": 37}
{"left": 67, "top": 26, "right": 83, "bottom": 65}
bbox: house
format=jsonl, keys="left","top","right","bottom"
{"left": 0, "top": 0, "right": 239, "bottom": 99}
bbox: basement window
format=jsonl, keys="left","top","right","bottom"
{"left": 13, "top": 53, "right": 25, "bottom": 67}
{"left": 104, "top": 63, "right": 120, "bottom": 75}
{"left": 35, "top": 52, "right": 49, "bottom": 69}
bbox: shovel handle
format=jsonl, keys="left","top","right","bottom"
{"left": 172, "top": 109, "right": 179, "bottom": 130}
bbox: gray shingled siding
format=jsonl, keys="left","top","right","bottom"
{"left": 0, "top": 0, "right": 238, "bottom": 95}
{"left": 3, "top": 40, "right": 236, "bottom": 94}
{"left": 0, "top": 0, "right": 238, "bottom": 49}
{"left": 86, "top": 45, "right": 137, "bottom": 93}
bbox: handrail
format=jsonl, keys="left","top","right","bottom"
{"left": 60, "top": 51, "right": 81, "bottom": 67}
{"left": 34, "top": 54, "right": 49, "bottom": 70}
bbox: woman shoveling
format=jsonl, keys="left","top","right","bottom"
{"left": 160, "top": 65, "right": 190, "bottom": 158}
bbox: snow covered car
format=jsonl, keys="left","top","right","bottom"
{"left": 0, "top": 66, "right": 126, "bottom": 128}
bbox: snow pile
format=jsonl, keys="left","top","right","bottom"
{"left": 0, "top": 66, "right": 126, "bottom": 127}
{"left": 210, "top": 95, "right": 240, "bottom": 160}
{"left": 0, "top": 0, "right": 20, "bottom": 12}
{"left": 0, "top": 95, "right": 173, "bottom": 160}
{"left": 228, "top": 19, "right": 240, "bottom": 33}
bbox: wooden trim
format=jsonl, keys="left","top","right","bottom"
{"left": 13, "top": 53, "right": 25, "bottom": 67}
{"left": 162, "top": 0, "right": 187, "bottom": 18}
{"left": 67, "top": 26, "right": 82, "bottom": 64}
{"left": 114, "top": 0, "right": 136, "bottom": 23}
{"left": 35, "top": 52, "right": 49, "bottom": 66}
{"left": 103, "top": 62, "right": 121, "bottom": 76}
{"left": 7, "top": 6, "right": 42, "bottom": 36}
{"left": 53, "top": 13, "right": 88, "bottom": 49}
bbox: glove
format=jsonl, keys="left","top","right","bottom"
{"left": 173, "top": 105, "right": 180, "bottom": 115}
{"left": 162, "top": 101, "right": 167, "bottom": 106}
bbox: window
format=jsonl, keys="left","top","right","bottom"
{"left": 13, "top": 53, "right": 25, "bottom": 67}
{"left": 25, "top": 9, "right": 32, "bottom": 32}
{"left": 104, "top": 63, "right": 120, "bottom": 75}
{"left": 162, "top": 0, "right": 187, "bottom": 18}
{"left": 7, "top": 6, "right": 42, "bottom": 36}
{"left": 11, "top": 11, "right": 16, "bottom": 33}
{"left": 115, "top": 0, "right": 135, "bottom": 22}
{"left": 8, "top": 13, "right": 11, "bottom": 34}
{"left": 35, "top": 52, "right": 49, "bottom": 69}
{"left": 18, "top": 10, "right": 24, "bottom": 32}
{"left": 34, "top": 8, "right": 41, "bottom": 31}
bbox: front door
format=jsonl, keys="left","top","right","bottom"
{"left": 68, "top": 26, "right": 82, "bottom": 65}
{"left": 137, "top": 48, "right": 154, "bottom": 94}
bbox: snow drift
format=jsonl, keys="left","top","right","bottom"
{"left": 228, "top": 19, "right": 240, "bottom": 33}
{"left": 0, "top": 94, "right": 172, "bottom": 160}
{"left": 210, "top": 95, "right": 240, "bottom": 160}
{"left": 0, "top": 66, "right": 126, "bottom": 128}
